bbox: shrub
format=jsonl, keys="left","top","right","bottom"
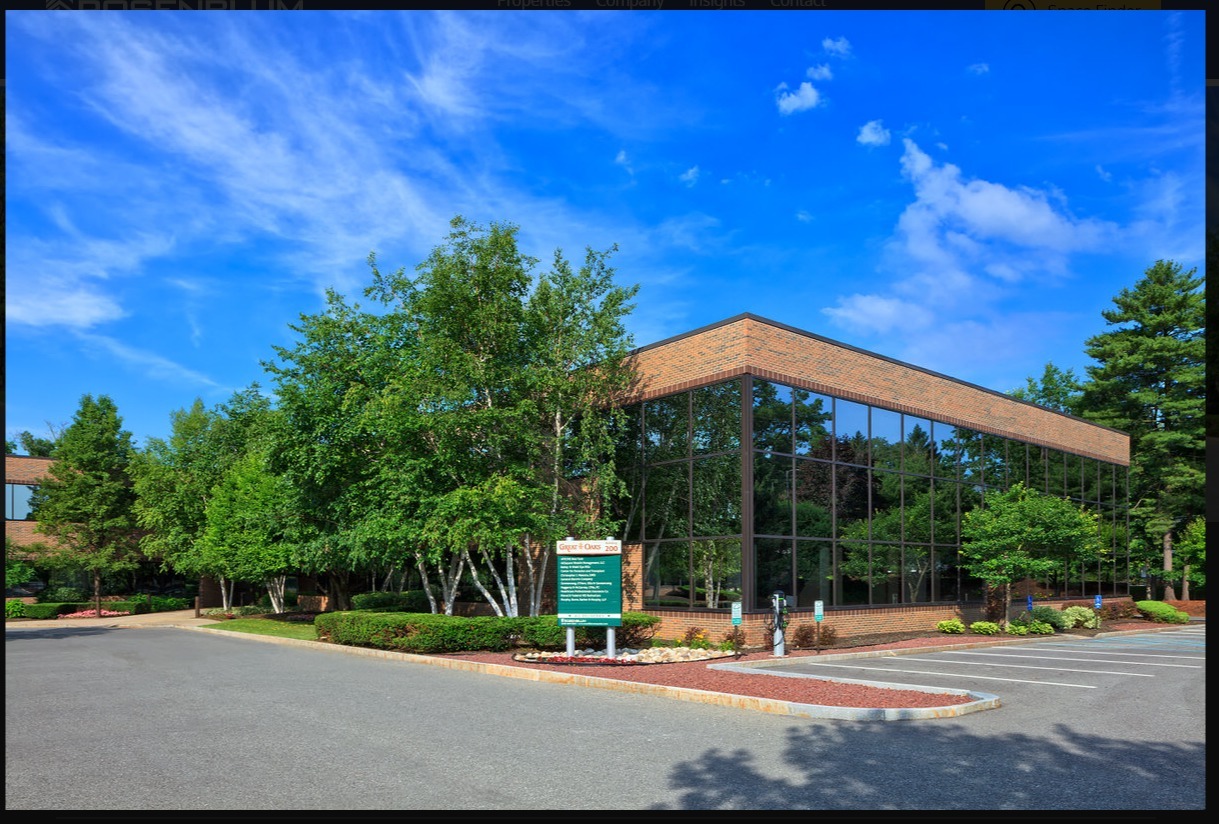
{"left": 1031, "top": 605, "right": 1070, "bottom": 631}
{"left": 1099, "top": 600, "right": 1139, "bottom": 620}
{"left": 350, "top": 590, "right": 431, "bottom": 613}
{"left": 937, "top": 618, "right": 966, "bottom": 634}
{"left": 1026, "top": 620, "right": 1055, "bottom": 635}
{"left": 38, "top": 586, "right": 86, "bottom": 604}
{"left": 683, "top": 627, "right": 711, "bottom": 649}
{"left": 6, "top": 599, "right": 26, "bottom": 618}
{"left": 1060, "top": 605, "right": 1100, "bottom": 629}
{"left": 721, "top": 626, "right": 748, "bottom": 653}
{"left": 1134, "top": 600, "right": 1190, "bottom": 624}
{"left": 969, "top": 621, "right": 1000, "bottom": 635}
{"left": 1004, "top": 623, "right": 1030, "bottom": 636}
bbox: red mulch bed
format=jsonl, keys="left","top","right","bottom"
{"left": 434, "top": 619, "right": 1179, "bottom": 709}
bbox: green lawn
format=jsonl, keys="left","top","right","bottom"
{"left": 204, "top": 616, "right": 319, "bottom": 641}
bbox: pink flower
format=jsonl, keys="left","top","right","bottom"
{"left": 57, "top": 609, "right": 133, "bottom": 619}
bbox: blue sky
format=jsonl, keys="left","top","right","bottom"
{"left": 5, "top": 10, "right": 1206, "bottom": 451}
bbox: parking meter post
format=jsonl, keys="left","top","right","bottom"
{"left": 772, "top": 590, "right": 786, "bottom": 657}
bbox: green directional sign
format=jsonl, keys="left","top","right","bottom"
{"left": 556, "top": 540, "right": 622, "bottom": 627}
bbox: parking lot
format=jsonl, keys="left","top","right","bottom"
{"left": 758, "top": 625, "right": 1205, "bottom": 735}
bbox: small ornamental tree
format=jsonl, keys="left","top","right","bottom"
{"left": 961, "top": 483, "right": 1103, "bottom": 629}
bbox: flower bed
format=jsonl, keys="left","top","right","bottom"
{"left": 57, "top": 609, "right": 132, "bottom": 619}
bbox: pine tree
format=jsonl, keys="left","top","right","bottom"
{"left": 1079, "top": 260, "right": 1204, "bottom": 601}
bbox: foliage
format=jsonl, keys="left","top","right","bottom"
{"left": 26, "top": 395, "right": 142, "bottom": 614}
{"left": 1078, "top": 260, "right": 1204, "bottom": 601}
{"left": 1060, "top": 605, "right": 1100, "bottom": 629}
{"left": 937, "top": 618, "right": 966, "bottom": 634}
{"left": 721, "top": 626, "right": 748, "bottom": 653}
{"left": 1030, "top": 605, "right": 1071, "bottom": 631}
{"left": 1134, "top": 600, "right": 1190, "bottom": 623}
{"left": 682, "top": 626, "right": 711, "bottom": 649}
{"left": 37, "top": 585, "right": 87, "bottom": 604}
{"left": 1008, "top": 362, "right": 1083, "bottom": 414}
{"left": 1099, "top": 600, "right": 1140, "bottom": 620}
{"left": 198, "top": 450, "right": 297, "bottom": 613}
{"left": 349, "top": 590, "right": 431, "bottom": 612}
{"left": 1026, "top": 620, "right": 1056, "bottom": 635}
{"left": 5, "top": 539, "right": 38, "bottom": 590}
{"left": 961, "top": 482, "right": 1102, "bottom": 627}
{"left": 1175, "top": 516, "right": 1206, "bottom": 590}
{"left": 969, "top": 621, "right": 1001, "bottom": 635}
{"left": 1004, "top": 623, "right": 1030, "bottom": 636}
{"left": 6, "top": 599, "right": 27, "bottom": 618}
{"left": 15, "top": 427, "right": 62, "bottom": 457}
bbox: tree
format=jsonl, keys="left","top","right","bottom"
{"left": 198, "top": 450, "right": 297, "bottom": 613}
{"left": 5, "top": 438, "right": 16, "bottom": 454}
{"left": 5, "top": 537, "right": 38, "bottom": 591}
{"left": 1078, "top": 260, "right": 1204, "bottom": 601}
{"left": 27, "top": 395, "right": 141, "bottom": 616}
{"left": 960, "top": 483, "right": 1102, "bottom": 629}
{"left": 1008, "top": 362, "right": 1083, "bottom": 414}
{"left": 130, "top": 388, "right": 275, "bottom": 610}
{"left": 1174, "top": 515, "right": 1205, "bottom": 601}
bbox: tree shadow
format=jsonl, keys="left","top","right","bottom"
{"left": 653, "top": 721, "right": 1204, "bottom": 810}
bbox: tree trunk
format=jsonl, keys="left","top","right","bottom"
{"left": 1181, "top": 564, "right": 1190, "bottom": 601}
{"left": 94, "top": 569, "right": 103, "bottom": 618}
{"left": 1161, "top": 530, "right": 1176, "bottom": 602}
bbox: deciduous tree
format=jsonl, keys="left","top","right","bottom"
{"left": 28, "top": 395, "right": 141, "bottom": 616}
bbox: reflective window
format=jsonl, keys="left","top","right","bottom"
{"left": 983, "top": 435, "right": 1006, "bottom": 489}
{"left": 692, "top": 539, "right": 742, "bottom": 609}
{"left": 794, "top": 540, "right": 831, "bottom": 607}
{"left": 643, "top": 462, "right": 689, "bottom": 540}
{"left": 794, "top": 390, "right": 833, "bottom": 459}
{"left": 793, "top": 459, "right": 833, "bottom": 539}
{"left": 1046, "top": 449, "right": 1066, "bottom": 497}
{"left": 871, "top": 407, "right": 902, "bottom": 472}
{"left": 934, "top": 423, "right": 958, "bottom": 481}
{"left": 645, "top": 394, "right": 688, "bottom": 463}
{"left": 5, "top": 484, "right": 36, "bottom": 520}
{"left": 904, "top": 416, "right": 933, "bottom": 477}
{"left": 754, "top": 538, "right": 794, "bottom": 606}
{"left": 834, "top": 399, "right": 869, "bottom": 466}
{"left": 754, "top": 454, "right": 793, "bottom": 537}
{"left": 692, "top": 453, "right": 741, "bottom": 537}
{"left": 753, "top": 380, "right": 793, "bottom": 456}
{"left": 692, "top": 381, "right": 741, "bottom": 455}
{"left": 642, "top": 542, "right": 693, "bottom": 608}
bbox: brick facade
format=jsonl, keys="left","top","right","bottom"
{"left": 621, "top": 314, "right": 1129, "bottom": 465}
{"left": 5, "top": 455, "right": 58, "bottom": 553}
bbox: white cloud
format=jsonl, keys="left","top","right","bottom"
{"left": 857, "top": 119, "right": 891, "bottom": 147}
{"left": 1096, "top": 165, "right": 1113, "bottom": 182}
{"left": 796, "top": 210, "right": 813, "bottom": 223}
{"left": 967, "top": 63, "right": 990, "bottom": 75}
{"left": 72, "top": 331, "right": 224, "bottom": 390}
{"left": 822, "top": 295, "right": 933, "bottom": 334}
{"left": 823, "top": 139, "right": 1119, "bottom": 340}
{"left": 806, "top": 64, "right": 833, "bottom": 81}
{"left": 775, "top": 81, "right": 821, "bottom": 115}
{"left": 679, "top": 166, "right": 700, "bottom": 187}
{"left": 822, "top": 36, "right": 851, "bottom": 57}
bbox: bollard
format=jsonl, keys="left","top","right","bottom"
{"left": 194, "top": 596, "right": 201, "bottom": 618}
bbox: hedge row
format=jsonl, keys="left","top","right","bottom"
{"left": 314, "top": 610, "right": 662, "bottom": 654}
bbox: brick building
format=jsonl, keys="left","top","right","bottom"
{"left": 5, "top": 455, "right": 56, "bottom": 553}
{"left": 610, "top": 314, "right": 1131, "bottom": 646}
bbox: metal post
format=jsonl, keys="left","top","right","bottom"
{"left": 607, "top": 627, "right": 617, "bottom": 659}
{"left": 566, "top": 626, "right": 575, "bottom": 657}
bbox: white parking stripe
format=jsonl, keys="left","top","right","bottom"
{"left": 898, "top": 657, "right": 1154, "bottom": 676}
{"left": 936, "top": 651, "right": 1202, "bottom": 668}
{"left": 1033, "top": 647, "right": 1204, "bottom": 660}
{"left": 791, "top": 662, "right": 1096, "bottom": 688}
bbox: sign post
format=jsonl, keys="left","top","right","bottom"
{"left": 557, "top": 537, "right": 623, "bottom": 658}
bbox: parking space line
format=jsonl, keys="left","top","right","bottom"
{"left": 936, "top": 651, "right": 1203, "bottom": 668}
{"left": 786, "top": 662, "right": 1096, "bottom": 688}
{"left": 897, "top": 657, "right": 1154, "bottom": 677}
{"left": 1033, "top": 646, "right": 1204, "bottom": 660}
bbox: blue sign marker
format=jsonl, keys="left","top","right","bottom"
{"left": 1094, "top": 594, "right": 1102, "bottom": 610}
{"left": 1027, "top": 595, "right": 1034, "bottom": 612}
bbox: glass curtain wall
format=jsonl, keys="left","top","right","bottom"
{"left": 615, "top": 376, "right": 1129, "bottom": 613}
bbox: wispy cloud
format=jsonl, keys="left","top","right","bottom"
{"left": 679, "top": 166, "right": 700, "bottom": 187}
{"left": 72, "top": 331, "right": 225, "bottom": 390}
{"left": 967, "top": 62, "right": 989, "bottom": 75}
{"left": 806, "top": 64, "right": 833, "bottom": 80}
